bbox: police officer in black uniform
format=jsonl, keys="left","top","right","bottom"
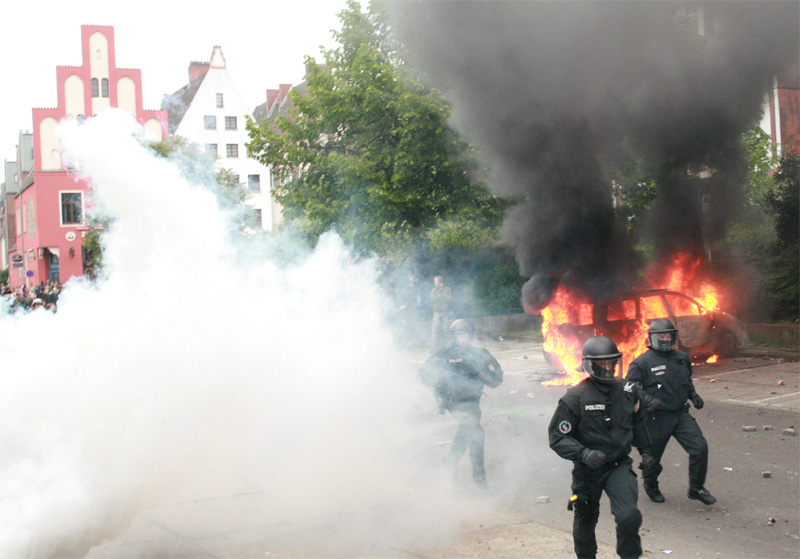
{"left": 549, "top": 336, "right": 654, "bottom": 559}
{"left": 626, "top": 319, "right": 716, "bottom": 505}
{"left": 420, "top": 319, "right": 503, "bottom": 487}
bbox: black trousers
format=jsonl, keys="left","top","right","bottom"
{"left": 571, "top": 459, "right": 642, "bottom": 559}
{"left": 445, "top": 400, "right": 485, "bottom": 479}
{"left": 643, "top": 408, "right": 709, "bottom": 490}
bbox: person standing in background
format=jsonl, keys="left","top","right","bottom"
{"left": 430, "top": 275, "right": 453, "bottom": 351}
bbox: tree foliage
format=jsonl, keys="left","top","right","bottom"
{"left": 246, "top": 0, "right": 510, "bottom": 256}
{"left": 766, "top": 153, "right": 799, "bottom": 320}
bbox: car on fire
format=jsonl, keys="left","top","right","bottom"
{"left": 543, "top": 288, "right": 748, "bottom": 370}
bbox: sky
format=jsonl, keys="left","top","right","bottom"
{"left": 0, "top": 0, "right": 351, "bottom": 163}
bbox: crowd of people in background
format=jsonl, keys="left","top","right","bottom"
{"left": 1, "top": 281, "right": 61, "bottom": 313}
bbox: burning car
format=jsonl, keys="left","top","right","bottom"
{"left": 542, "top": 288, "right": 747, "bottom": 374}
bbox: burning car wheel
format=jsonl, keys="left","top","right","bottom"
{"left": 715, "top": 330, "right": 738, "bottom": 357}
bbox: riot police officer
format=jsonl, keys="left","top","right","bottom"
{"left": 420, "top": 319, "right": 503, "bottom": 487}
{"left": 549, "top": 336, "right": 654, "bottom": 559}
{"left": 626, "top": 319, "right": 716, "bottom": 505}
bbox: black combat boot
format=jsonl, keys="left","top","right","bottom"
{"left": 644, "top": 482, "right": 665, "bottom": 503}
{"left": 688, "top": 487, "right": 717, "bottom": 505}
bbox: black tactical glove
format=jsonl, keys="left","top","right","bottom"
{"left": 691, "top": 394, "right": 704, "bottom": 409}
{"left": 581, "top": 448, "right": 607, "bottom": 469}
{"left": 645, "top": 396, "right": 667, "bottom": 413}
{"left": 639, "top": 453, "right": 656, "bottom": 473}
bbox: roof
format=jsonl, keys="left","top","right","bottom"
{"left": 252, "top": 81, "right": 308, "bottom": 126}
{"left": 160, "top": 72, "right": 207, "bottom": 134}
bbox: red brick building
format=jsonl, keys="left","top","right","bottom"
{"left": 7, "top": 25, "right": 166, "bottom": 289}
{"left": 763, "top": 63, "right": 800, "bottom": 156}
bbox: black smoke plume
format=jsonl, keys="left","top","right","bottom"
{"left": 386, "top": 0, "right": 799, "bottom": 312}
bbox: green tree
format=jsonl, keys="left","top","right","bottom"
{"left": 246, "top": 0, "right": 510, "bottom": 256}
{"left": 81, "top": 217, "right": 107, "bottom": 280}
{"left": 741, "top": 127, "right": 780, "bottom": 205}
{"left": 766, "top": 153, "right": 799, "bottom": 320}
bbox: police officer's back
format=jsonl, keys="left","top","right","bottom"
{"left": 420, "top": 319, "right": 502, "bottom": 487}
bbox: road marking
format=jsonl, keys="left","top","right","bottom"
{"left": 746, "top": 391, "right": 800, "bottom": 403}
{"left": 694, "top": 368, "right": 778, "bottom": 380}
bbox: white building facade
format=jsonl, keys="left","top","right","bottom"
{"left": 163, "top": 46, "right": 279, "bottom": 231}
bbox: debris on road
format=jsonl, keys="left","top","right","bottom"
{"left": 778, "top": 380, "right": 785, "bottom": 385}
{"left": 768, "top": 517, "right": 776, "bottom": 525}
{"left": 762, "top": 471, "right": 772, "bottom": 478}
{"left": 742, "top": 426, "right": 757, "bottom": 432}
{"left": 781, "top": 428, "right": 796, "bottom": 436}
{"left": 763, "top": 425, "right": 774, "bottom": 431}
{"left": 724, "top": 467, "right": 733, "bottom": 471}
{"left": 536, "top": 496, "right": 549, "bottom": 504}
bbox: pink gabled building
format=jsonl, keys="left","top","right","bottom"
{"left": 7, "top": 25, "right": 166, "bottom": 289}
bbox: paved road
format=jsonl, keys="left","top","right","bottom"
{"left": 423, "top": 338, "right": 799, "bottom": 559}
{"left": 86, "top": 338, "right": 798, "bottom": 559}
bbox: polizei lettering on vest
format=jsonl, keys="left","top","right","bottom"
{"left": 585, "top": 404, "right": 606, "bottom": 411}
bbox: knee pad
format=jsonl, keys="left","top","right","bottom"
{"left": 616, "top": 508, "right": 642, "bottom": 532}
{"left": 691, "top": 439, "right": 709, "bottom": 458}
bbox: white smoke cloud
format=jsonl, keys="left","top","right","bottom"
{"left": 0, "top": 110, "right": 480, "bottom": 558}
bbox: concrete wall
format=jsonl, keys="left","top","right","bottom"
{"left": 467, "top": 315, "right": 799, "bottom": 350}
{"left": 469, "top": 313, "right": 543, "bottom": 338}
{"left": 745, "top": 323, "right": 800, "bottom": 349}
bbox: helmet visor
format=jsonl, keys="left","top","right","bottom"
{"left": 649, "top": 330, "right": 677, "bottom": 351}
{"left": 583, "top": 357, "right": 621, "bottom": 382}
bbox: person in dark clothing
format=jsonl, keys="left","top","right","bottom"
{"left": 549, "top": 336, "right": 654, "bottom": 559}
{"left": 626, "top": 318, "right": 716, "bottom": 505}
{"left": 420, "top": 319, "right": 503, "bottom": 487}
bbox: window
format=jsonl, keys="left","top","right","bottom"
{"left": 216, "top": 93, "right": 224, "bottom": 108}
{"left": 205, "top": 144, "right": 218, "bottom": 157}
{"left": 61, "top": 192, "right": 83, "bottom": 225}
{"left": 226, "top": 144, "right": 239, "bottom": 158}
{"left": 665, "top": 293, "right": 701, "bottom": 317}
{"left": 248, "top": 174, "right": 261, "bottom": 192}
{"left": 91, "top": 78, "right": 99, "bottom": 97}
{"left": 254, "top": 209, "right": 263, "bottom": 229}
{"left": 640, "top": 295, "right": 668, "bottom": 320}
{"left": 232, "top": 174, "right": 240, "bottom": 185}
{"left": 225, "top": 116, "right": 237, "bottom": 130}
{"left": 607, "top": 298, "right": 636, "bottom": 321}
{"left": 204, "top": 115, "right": 217, "bottom": 130}
{"left": 101, "top": 78, "right": 109, "bottom": 97}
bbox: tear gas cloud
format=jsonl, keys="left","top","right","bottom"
{"left": 0, "top": 110, "right": 480, "bottom": 557}
{"left": 387, "top": 0, "right": 800, "bottom": 310}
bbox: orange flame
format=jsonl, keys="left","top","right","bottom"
{"left": 541, "top": 286, "right": 592, "bottom": 386}
{"left": 540, "top": 252, "right": 723, "bottom": 386}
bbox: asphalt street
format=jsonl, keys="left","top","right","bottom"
{"left": 470, "top": 337, "right": 800, "bottom": 559}
{"left": 85, "top": 337, "right": 799, "bottom": 559}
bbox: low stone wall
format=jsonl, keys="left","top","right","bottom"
{"left": 745, "top": 323, "right": 800, "bottom": 349}
{"left": 467, "top": 316, "right": 799, "bottom": 350}
{"left": 469, "top": 313, "right": 543, "bottom": 338}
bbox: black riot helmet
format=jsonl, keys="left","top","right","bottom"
{"left": 582, "top": 336, "right": 623, "bottom": 384}
{"left": 449, "top": 319, "right": 476, "bottom": 345}
{"left": 648, "top": 318, "right": 678, "bottom": 352}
